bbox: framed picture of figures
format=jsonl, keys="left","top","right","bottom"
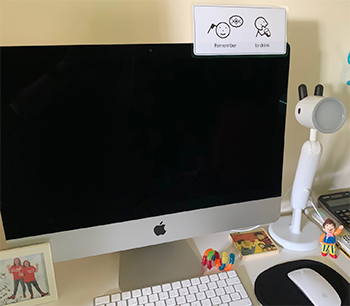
{"left": 0, "top": 243, "right": 58, "bottom": 305}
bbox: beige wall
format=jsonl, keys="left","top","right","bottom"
{"left": 1, "top": 0, "right": 349, "bottom": 217}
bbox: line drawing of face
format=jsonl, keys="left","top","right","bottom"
{"left": 255, "top": 17, "right": 268, "bottom": 30}
{"left": 215, "top": 22, "right": 231, "bottom": 39}
{"left": 255, "top": 17, "right": 271, "bottom": 37}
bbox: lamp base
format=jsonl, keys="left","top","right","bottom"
{"left": 269, "top": 214, "right": 321, "bottom": 251}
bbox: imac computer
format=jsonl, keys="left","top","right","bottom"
{"left": 1, "top": 43, "right": 290, "bottom": 290}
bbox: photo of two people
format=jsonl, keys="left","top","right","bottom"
{"left": 0, "top": 253, "right": 49, "bottom": 305}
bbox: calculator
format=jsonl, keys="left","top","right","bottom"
{"left": 318, "top": 191, "right": 350, "bottom": 231}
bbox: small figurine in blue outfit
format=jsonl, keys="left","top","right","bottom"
{"left": 319, "top": 218, "right": 343, "bottom": 259}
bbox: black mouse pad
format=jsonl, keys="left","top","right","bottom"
{"left": 254, "top": 259, "right": 350, "bottom": 305}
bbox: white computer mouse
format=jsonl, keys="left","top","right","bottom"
{"left": 287, "top": 268, "right": 341, "bottom": 306}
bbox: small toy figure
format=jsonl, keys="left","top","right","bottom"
{"left": 319, "top": 218, "right": 344, "bottom": 259}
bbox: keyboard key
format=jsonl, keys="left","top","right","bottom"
{"left": 215, "top": 288, "right": 225, "bottom": 296}
{"left": 198, "top": 284, "right": 208, "bottom": 292}
{"left": 122, "top": 292, "right": 131, "bottom": 300}
{"left": 153, "top": 286, "right": 162, "bottom": 294}
{"left": 176, "top": 296, "right": 186, "bottom": 304}
{"left": 169, "top": 290, "right": 179, "bottom": 298}
{"left": 227, "top": 271, "right": 237, "bottom": 278}
{"left": 117, "top": 301, "right": 127, "bottom": 306}
{"left": 206, "top": 290, "right": 215, "bottom": 298}
{"left": 191, "top": 301, "right": 201, "bottom": 306}
{"left": 200, "top": 276, "right": 210, "bottom": 284}
{"left": 143, "top": 288, "right": 152, "bottom": 296}
{"left": 182, "top": 280, "right": 191, "bottom": 287}
{"left": 209, "top": 274, "right": 219, "bottom": 282}
{"left": 149, "top": 294, "right": 159, "bottom": 302}
{"left": 191, "top": 278, "right": 201, "bottom": 286}
{"left": 95, "top": 296, "right": 110, "bottom": 305}
{"left": 156, "top": 301, "right": 166, "bottom": 306}
{"left": 218, "top": 272, "right": 228, "bottom": 280}
{"left": 217, "top": 280, "right": 227, "bottom": 287}
{"left": 162, "top": 284, "right": 172, "bottom": 291}
{"left": 208, "top": 282, "right": 218, "bottom": 290}
{"left": 179, "top": 288, "right": 189, "bottom": 296}
{"left": 189, "top": 286, "right": 199, "bottom": 294}
{"left": 227, "top": 278, "right": 240, "bottom": 286}
{"left": 201, "top": 299, "right": 211, "bottom": 306}
{"left": 221, "top": 294, "right": 231, "bottom": 303}
{"left": 112, "top": 293, "right": 121, "bottom": 302}
{"left": 230, "top": 293, "right": 241, "bottom": 301}
{"left": 132, "top": 290, "right": 141, "bottom": 298}
{"left": 172, "top": 282, "right": 181, "bottom": 290}
{"left": 128, "top": 298, "right": 138, "bottom": 306}
{"left": 196, "top": 292, "right": 206, "bottom": 300}
{"left": 186, "top": 294, "right": 196, "bottom": 303}
{"left": 234, "top": 284, "right": 248, "bottom": 298}
{"left": 225, "top": 286, "right": 235, "bottom": 294}
{"left": 229, "top": 298, "right": 252, "bottom": 306}
{"left": 159, "top": 292, "right": 169, "bottom": 300}
{"left": 166, "top": 298, "right": 176, "bottom": 306}
{"left": 211, "top": 296, "right": 221, "bottom": 305}
{"left": 139, "top": 296, "right": 148, "bottom": 304}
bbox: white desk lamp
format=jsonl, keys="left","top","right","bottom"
{"left": 269, "top": 84, "right": 347, "bottom": 251}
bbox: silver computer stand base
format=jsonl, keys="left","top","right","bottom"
{"left": 116, "top": 239, "right": 204, "bottom": 291}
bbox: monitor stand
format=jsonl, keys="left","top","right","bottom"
{"left": 116, "top": 239, "right": 204, "bottom": 291}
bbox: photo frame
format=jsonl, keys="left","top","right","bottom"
{"left": 0, "top": 243, "right": 58, "bottom": 306}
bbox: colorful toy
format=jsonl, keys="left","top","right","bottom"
{"left": 319, "top": 218, "right": 344, "bottom": 259}
{"left": 202, "top": 248, "right": 235, "bottom": 271}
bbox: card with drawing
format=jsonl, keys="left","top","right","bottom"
{"left": 230, "top": 228, "right": 279, "bottom": 260}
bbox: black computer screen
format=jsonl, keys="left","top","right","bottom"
{"left": 1, "top": 44, "right": 290, "bottom": 239}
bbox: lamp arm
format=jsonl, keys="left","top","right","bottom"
{"left": 289, "top": 131, "right": 322, "bottom": 234}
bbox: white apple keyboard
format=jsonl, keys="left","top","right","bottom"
{"left": 94, "top": 270, "right": 252, "bottom": 306}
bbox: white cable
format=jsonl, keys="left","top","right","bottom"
{"left": 307, "top": 197, "right": 325, "bottom": 221}
{"left": 282, "top": 186, "right": 292, "bottom": 203}
{"left": 230, "top": 224, "right": 261, "bottom": 233}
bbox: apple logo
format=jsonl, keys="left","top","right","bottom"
{"left": 154, "top": 221, "right": 166, "bottom": 236}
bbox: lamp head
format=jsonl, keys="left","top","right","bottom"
{"left": 295, "top": 84, "right": 347, "bottom": 133}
